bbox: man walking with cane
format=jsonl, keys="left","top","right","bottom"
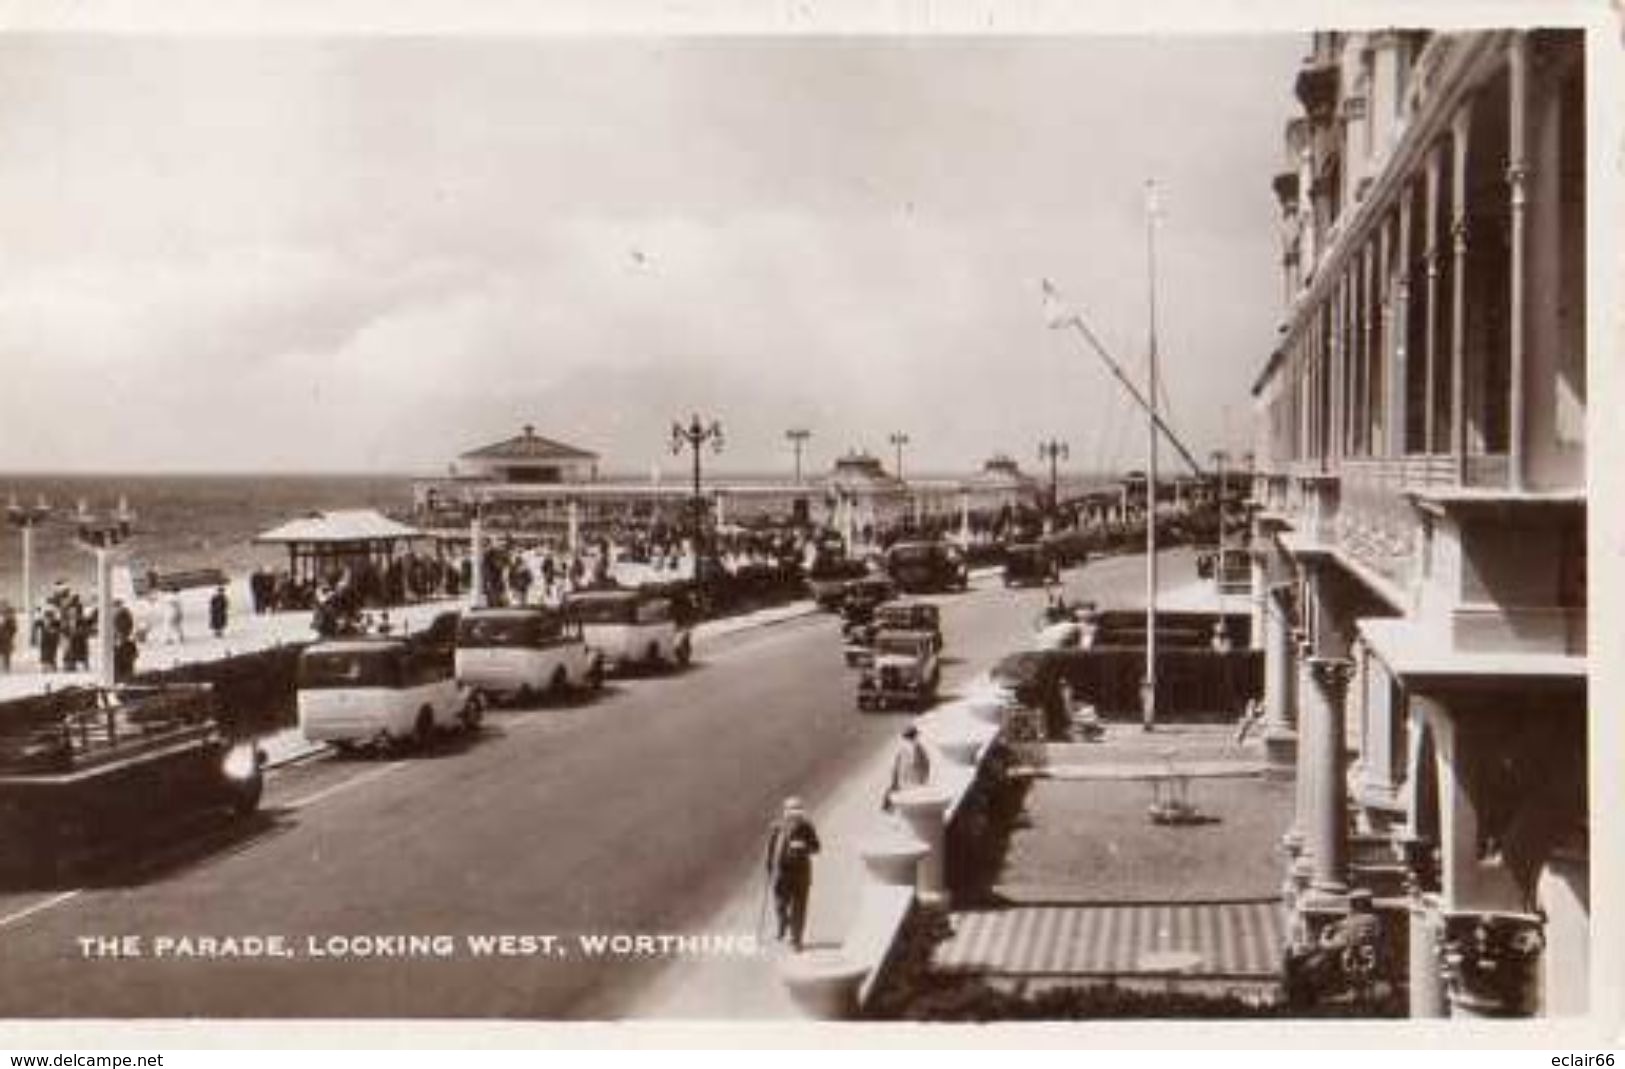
{"left": 764, "top": 797, "right": 821, "bottom": 953}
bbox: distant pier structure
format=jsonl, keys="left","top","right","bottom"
{"left": 409, "top": 425, "right": 1066, "bottom": 548}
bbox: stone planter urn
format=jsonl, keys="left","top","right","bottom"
{"left": 931, "top": 732, "right": 985, "bottom": 767}
{"left": 962, "top": 693, "right": 1006, "bottom": 726}
{"left": 859, "top": 834, "right": 928, "bottom": 887}
{"left": 890, "top": 785, "right": 954, "bottom": 907}
{"left": 779, "top": 949, "right": 870, "bottom": 1020}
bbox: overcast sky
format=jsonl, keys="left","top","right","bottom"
{"left": 0, "top": 31, "right": 1304, "bottom": 477}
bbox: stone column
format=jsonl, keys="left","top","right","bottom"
{"left": 1308, "top": 656, "right": 1354, "bottom": 897}
{"left": 1448, "top": 99, "right": 1473, "bottom": 483}
{"left": 1249, "top": 547, "right": 1268, "bottom": 652}
{"left": 1401, "top": 836, "right": 1448, "bottom": 1018}
{"left": 1424, "top": 145, "right": 1442, "bottom": 455}
{"left": 1262, "top": 584, "right": 1298, "bottom": 775}
{"left": 1506, "top": 32, "right": 1530, "bottom": 491}
{"left": 1285, "top": 631, "right": 1316, "bottom": 890}
{"left": 1392, "top": 195, "right": 1412, "bottom": 458}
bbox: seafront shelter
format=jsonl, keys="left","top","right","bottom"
{"left": 1251, "top": 30, "right": 1586, "bottom": 1017}
{"left": 254, "top": 509, "right": 428, "bottom": 599}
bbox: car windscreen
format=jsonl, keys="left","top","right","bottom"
{"left": 457, "top": 613, "right": 555, "bottom": 648}
{"left": 889, "top": 545, "right": 935, "bottom": 565}
{"left": 569, "top": 597, "right": 636, "bottom": 625}
{"left": 875, "top": 636, "right": 925, "bottom": 657}
{"left": 298, "top": 648, "right": 404, "bottom": 689}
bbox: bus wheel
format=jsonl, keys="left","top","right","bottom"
{"left": 414, "top": 707, "right": 436, "bottom": 749}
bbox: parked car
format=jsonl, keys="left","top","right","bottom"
{"left": 856, "top": 629, "right": 941, "bottom": 711}
{"left": 0, "top": 683, "right": 264, "bottom": 879}
{"left": 567, "top": 588, "right": 692, "bottom": 674}
{"left": 1003, "top": 542, "right": 1060, "bottom": 587}
{"left": 299, "top": 632, "right": 482, "bottom": 751}
{"left": 844, "top": 599, "right": 943, "bottom": 665}
{"left": 885, "top": 540, "right": 969, "bottom": 594}
{"left": 454, "top": 606, "right": 604, "bottom": 704}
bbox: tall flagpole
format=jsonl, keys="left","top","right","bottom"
{"left": 1143, "top": 179, "right": 1160, "bottom": 733}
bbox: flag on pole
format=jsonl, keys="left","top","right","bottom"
{"left": 1040, "top": 277, "right": 1071, "bottom": 330}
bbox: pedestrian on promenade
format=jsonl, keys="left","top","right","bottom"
{"left": 66, "top": 612, "right": 91, "bottom": 673}
{"left": 883, "top": 724, "right": 932, "bottom": 812}
{"left": 38, "top": 608, "right": 60, "bottom": 672}
{"left": 765, "top": 797, "right": 821, "bottom": 952}
{"left": 208, "top": 585, "right": 229, "bottom": 639}
{"left": 0, "top": 603, "right": 15, "bottom": 672}
{"left": 162, "top": 588, "right": 185, "bottom": 645}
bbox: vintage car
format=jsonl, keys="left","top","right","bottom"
{"left": 842, "top": 599, "right": 944, "bottom": 665}
{"left": 566, "top": 588, "right": 692, "bottom": 674}
{"left": 1003, "top": 542, "right": 1060, "bottom": 588}
{"left": 884, "top": 541, "right": 969, "bottom": 594}
{"left": 838, "top": 575, "right": 897, "bottom": 636}
{"left": 0, "top": 683, "right": 264, "bottom": 879}
{"left": 454, "top": 606, "right": 604, "bottom": 704}
{"left": 300, "top": 631, "right": 483, "bottom": 751}
{"left": 856, "top": 629, "right": 942, "bottom": 711}
{"left": 806, "top": 555, "right": 869, "bottom": 610}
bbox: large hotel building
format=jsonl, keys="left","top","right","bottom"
{"left": 1250, "top": 30, "right": 1587, "bottom": 1016}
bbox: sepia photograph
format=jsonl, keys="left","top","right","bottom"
{"left": 0, "top": 0, "right": 1615, "bottom": 1046}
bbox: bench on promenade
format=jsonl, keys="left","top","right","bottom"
{"left": 135, "top": 568, "right": 230, "bottom": 596}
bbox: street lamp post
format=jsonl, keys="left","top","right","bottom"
{"left": 6, "top": 493, "right": 52, "bottom": 647}
{"left": 72, "top": 497, "right": 136, "bottom": 688}
{"left": 671, "top": 414, "right": 724, "bottom": 566}
{"left": 1038, "top": 439, "right": 1069, "bottom": 515}
{"left": 888, "top": 432, "right": 910, "bottom": 480}
{"left": 785, "top": 428, "right": 811, "bottom": 484}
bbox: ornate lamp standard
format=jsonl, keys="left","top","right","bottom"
{"left": 670, "top": 414, "right": 724, "bottom": 567}
{"left": 1038, "top": 439, "right": 1069, "bottom": 516}
{"left": 785, "top": 428, "right": 811, "bottom": 484}
{"left": 6, "top": 493, "right": 52, "bottom": 647}
{"left": 72, "top": 497, "right": 136, "bottom": 687}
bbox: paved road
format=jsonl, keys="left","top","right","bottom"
{"left": 0, "top": 548, "right": 1197, "bottom": 1018}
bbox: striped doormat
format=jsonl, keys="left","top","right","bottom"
{"left": 935, "top": 899, "right": 1285, "bottom": 979}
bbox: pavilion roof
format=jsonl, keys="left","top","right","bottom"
{"left": 460, "top": 424, "right": 598, "bottom": 463}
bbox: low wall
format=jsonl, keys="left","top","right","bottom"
{"left": 991, "top": 647, "right": 1263, "bottom": 734}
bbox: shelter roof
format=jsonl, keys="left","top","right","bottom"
{"left": 255, "top": 509, "right": 424, "bottom": 545}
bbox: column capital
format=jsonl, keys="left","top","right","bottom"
{"left": 1438, "top": 911, "right": 1545, "bottom": 1017}
{"left": 1307, "top": 656, "right": 1356, "bottom": 690}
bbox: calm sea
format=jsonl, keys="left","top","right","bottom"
{"left": 0, "top": 473, "right": 416, "bottom": 607}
